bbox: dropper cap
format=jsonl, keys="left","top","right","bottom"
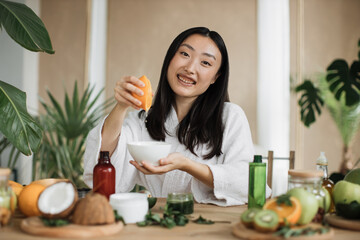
{"left": 253, "top": 155, "right": 262, "bottom": 163}
{"left": 316, "top": 151, "right": 328, "bottom": 165}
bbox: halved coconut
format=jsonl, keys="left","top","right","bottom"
{"left": 37, "top": 181, "right": 78, "bottom": 219}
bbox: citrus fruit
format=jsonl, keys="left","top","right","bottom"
{"left": 132, "top": 75, "right": 152, "bottom": 111}
{"left": 8, "top": 180, "right": 24, "bottom": 197}
{"left": 287, "top": 188, "right": 318, "bottom": 225}
{"left": 18, "top": 183, "right": 46, "bottom": 217}
{"left": 263, "top": 195, "right": 301, "bottom": 225}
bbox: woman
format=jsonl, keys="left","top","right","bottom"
{"left": 83, "top": 27, "right": 271, "bottom": 206}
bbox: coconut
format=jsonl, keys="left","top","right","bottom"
{"left": 72, "top": 192, "right": 115, "bottom": 225}
{"left": 37, "top": 181, "right": 78, "bottom": 219}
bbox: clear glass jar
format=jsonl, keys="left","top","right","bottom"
{"left": 0, "top": 168, "right": 12, "bottom": 227}
{"left": 288, "top": 170, "right": 326, "bottom": 222}
{"left": 167, "top": 193, "right": 194, "bottom": 214}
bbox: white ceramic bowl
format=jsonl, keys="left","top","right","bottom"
{"left": 109, "top": 193, "right": 148, "bottom": 224}
{"left": 127, "top": 141, "right": 171, "bottom": 166}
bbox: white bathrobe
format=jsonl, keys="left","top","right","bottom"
{"left": 83, "top": 102, "right": 271, "bottom": 206}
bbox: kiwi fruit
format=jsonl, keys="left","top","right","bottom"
{"left": 241, "top": 208, "right": 261, "bottom": 228}
{"left": 253, "top": 210, "right": 279, "bottom": 233}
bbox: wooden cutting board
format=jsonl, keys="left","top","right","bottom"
{"left": 325, "top": 214, "right": 360, "bottom": 231}
{"left": 232, "top": 222, "right": 334, "bottom": 240}
{"left": 20, "top": 216, "right": 123, "bottom": 238}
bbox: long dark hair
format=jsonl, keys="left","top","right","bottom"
{"left": 141, "top": 27, "right": 230, "bottom": 159}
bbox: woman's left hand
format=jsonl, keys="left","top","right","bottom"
{"left": 129, "top": 152, "right": 189, "bottom": 175}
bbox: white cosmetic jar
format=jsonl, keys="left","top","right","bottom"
{"left": 109, "top": 193, "right": 149, "bottom": 224}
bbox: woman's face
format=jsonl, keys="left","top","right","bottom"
{"left": 167, "top": 34, "right": 222, "bottom": 104}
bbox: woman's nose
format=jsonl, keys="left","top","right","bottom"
{"left": 184, "top": 60, "right": 196, "bottom": 74}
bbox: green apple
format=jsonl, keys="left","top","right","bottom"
{"left": 332, "top": 180, "right": 360, "bottom": 219}
{"left": 288, "top": 187, "right": 319, "bottom": 225}
{"left": 344, "top": 168, "right": 360, "bottom": 185}
{"left": 320, "top": 187, "right": 331, "bottom": 213}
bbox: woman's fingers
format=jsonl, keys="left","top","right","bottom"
{"left": 113, "top": 76, "right": 145, "bottom": 109}
{"left": 130, "top": 160, "right": 171, "bottom": 175}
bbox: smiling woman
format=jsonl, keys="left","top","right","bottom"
{"left": 83, "top": 27, "right": 272, "bottom": 207}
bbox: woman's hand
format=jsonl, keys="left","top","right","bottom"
{"left": 130, "top": 152, "right": 214, "bottom": 188}
{"left": 114, "top": 76, "right": 145, "bottom": 110}
{"left": 129, "top": 152, "right": 189, "bottom": 175}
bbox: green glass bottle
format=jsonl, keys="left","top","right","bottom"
{"left": 248, "top": 155, "right": 266, "bottom": 209}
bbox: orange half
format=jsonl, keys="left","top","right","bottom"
{"left": 132, "top": 75, "right": 153, "bottom": 111}
{"left": 263, "top": 196, "right": 301, "bottom": 225}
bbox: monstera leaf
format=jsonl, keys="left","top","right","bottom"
{"left": 318, "top": 74, "right": 360, "bottom": 146}
{"left": 0, "top": 0, "right": 54, "bottom": 53}
{"left": 296, "top": 80, "right": 324, "bottom": 127}
{"left": 0, "top": 81, "right": 42, "bottom": 155}
{"left": 326, "top": 40, "right": 360, "bottom": 106}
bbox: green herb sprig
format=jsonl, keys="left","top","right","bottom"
{"left": 137, "top": 204, "right": 189, "bottom": 229}
{"left": 40, "top": 217, "right": 69, "bottom": 227}
{"left": 273, "top": 225, "right": 330, "bottom": 238}
{"left": 114, "top": 210, "right": 126, "bottom": 225}
{"left": 276, "top": 194, "right": 292, "bottom": 206}
{"left": 193, "top": 215, "right": 214, "bottom": 224}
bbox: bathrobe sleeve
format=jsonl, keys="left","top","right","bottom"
{"left": 83, "top": 110, "right": 143, "bottom": 192}
{"left": 190, "top": 103, "right": 271, "bottom": 206}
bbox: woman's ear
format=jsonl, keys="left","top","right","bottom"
{"left": 212, "top": 72, "right": 221, "bottom": 84}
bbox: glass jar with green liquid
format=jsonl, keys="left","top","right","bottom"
{"left": 248, "top": 155, "right": 266, "bottom": 209}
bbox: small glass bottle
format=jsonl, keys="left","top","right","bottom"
{"left": 93, "top": 151, "right": 115, "bottom": 200}
{"left": 288, "top": 170, "right": 326, "bottom": 222}
{"left": 316, "top": 152, "right": 335, "bottom": 213}
{"left": 248, "top": 155, "right": 266, "bottom": 209}
{"left": 0, "top": 168, "right": 12, "bottom": 226}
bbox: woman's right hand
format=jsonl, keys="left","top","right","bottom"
{"left": 114, "top": 76, "right": 145, "bottom": 110}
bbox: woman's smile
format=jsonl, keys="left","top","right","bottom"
{"left": 177, "top": 74, "right": 196, "bottom": 86}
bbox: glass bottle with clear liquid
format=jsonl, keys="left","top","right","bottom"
{"left": 316, "top": 152, "right": 335, "bottom": 213}
{"left": 0, "top": 168, "right": 12, "bottom": 226}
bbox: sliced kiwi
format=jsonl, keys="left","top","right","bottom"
{"left": 253, "top": 210, "right": 279, "bottom": 233}
{"left": 241, "top": 208, "right": 261, "bottom": 228}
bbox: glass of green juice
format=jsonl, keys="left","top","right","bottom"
{"left": 167, "top": 193, "right": 194, "bottom": 214}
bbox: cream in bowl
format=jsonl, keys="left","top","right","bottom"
{"left": 109, "top": 193, "right": 148, "bottom": 224}
{"left": 127, "top": 141, "right": 171, "bottom": 166}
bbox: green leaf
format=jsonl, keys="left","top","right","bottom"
{"left": 318, "top": 74, "right": 360, "bottom": 146}
{"left": 0, "top": 0, "right": 54, "bottom": 54}
{"left": 326, "top": 59, "right": 360, "bottom": 106}
{"left": 40, "top": 217, "right": 69, "bottom": 227}
{"left": 0, "top": 80, "right": 42, "bottom": 155}
{"left": 295, "top": 80, "right": 324, "bottom": 127}
{"left": 276, "top": 194, "right": 292, "bottom": 206}
{"left": 193, "top": 215, "right": 214, "bottom": 225}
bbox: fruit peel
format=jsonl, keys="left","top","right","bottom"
{"left": 288, "top": 188, "right": 318, "bottom": 225}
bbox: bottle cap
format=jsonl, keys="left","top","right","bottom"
{"left": 253, "top": 155, "right": 262, "bottom": 163}
{"left": 99, "top": 151, "right": 110, "bottom": 159}
{"left": 316, "top": 151, "right": 328, "bottom": 165}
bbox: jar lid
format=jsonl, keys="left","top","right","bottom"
{"left": 0, "top": 168, "right": 11, "bottom": 176}
{"left": 288, "top": 169, "right": 323, "bottom": 178}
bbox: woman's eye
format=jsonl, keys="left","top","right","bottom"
{"left": 202, "top": 61, "right": 212, "bottom": 66}
{"left": 180, "top": 51, "right": 189, "bottom": 57}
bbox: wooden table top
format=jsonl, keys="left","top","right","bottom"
{"left": 1, "top": 198, "right": 359, "bottom": 240}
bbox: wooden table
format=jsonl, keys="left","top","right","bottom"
{"left": 1, "top": 199, "right": 359, "bottom": 240}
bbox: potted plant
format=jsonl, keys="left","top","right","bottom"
{"left": 296, "top": 39, "right": 360, "bottom": 176}
{"left": 0, "top": 0, "right": 54, "bottom": 158}
{"left": 32, "top": 81, "right": 113, "bottom": 187}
